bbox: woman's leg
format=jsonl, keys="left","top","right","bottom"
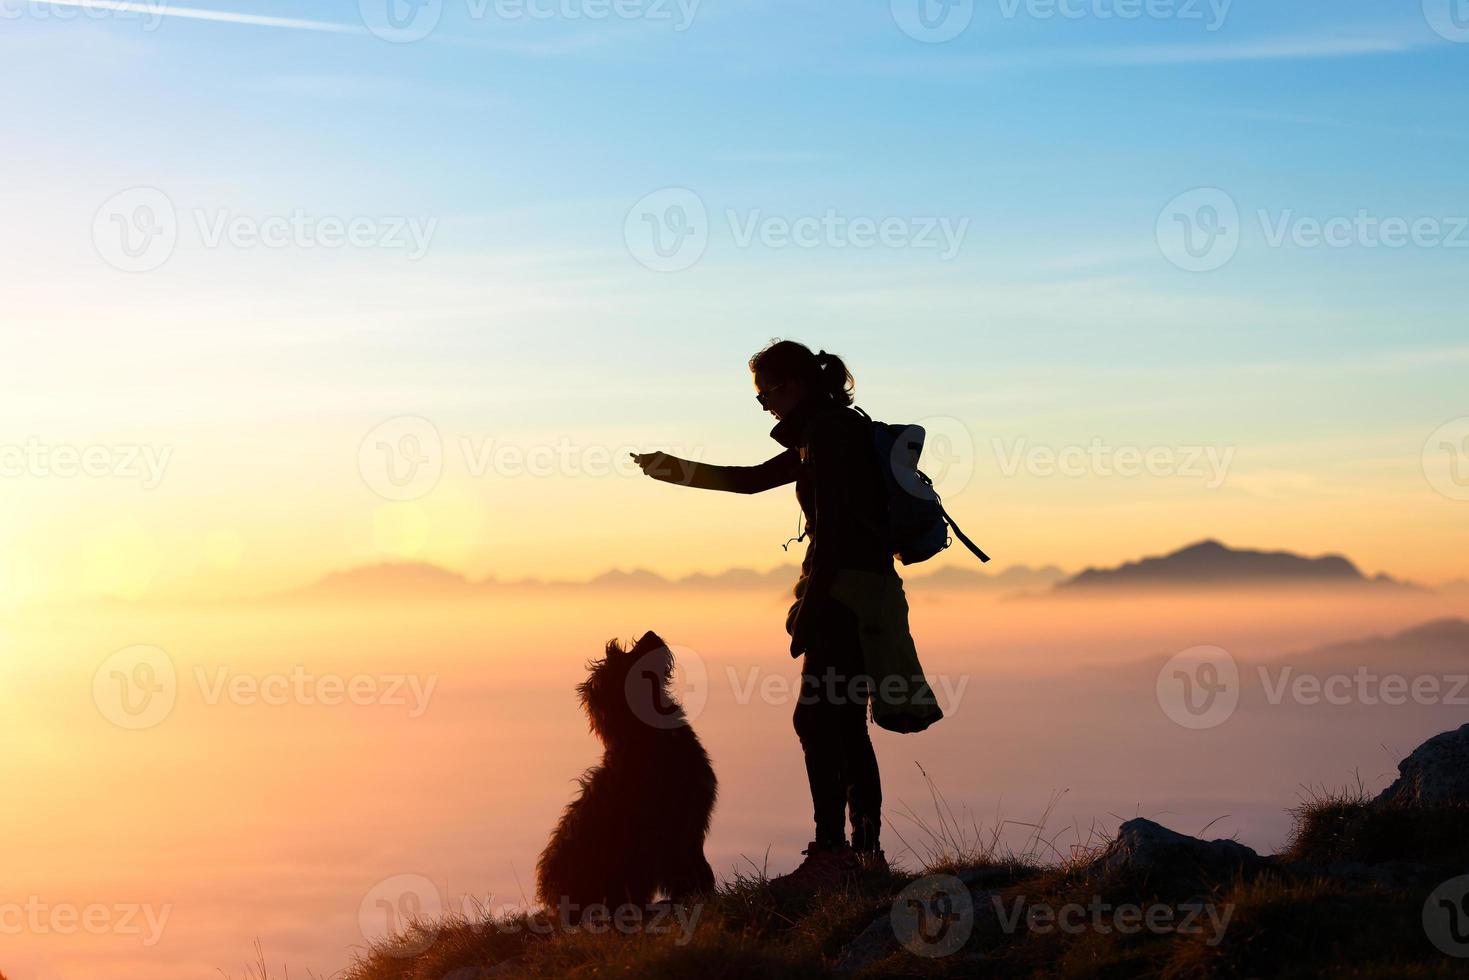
{"left": 842, "top": 704, "right": 882, "bottom": 855}
{"left": 793, "top": 659, "right": 850, "bottom": 849}
{"left": 793, "top": 598, "right": 882, "bottom": 853}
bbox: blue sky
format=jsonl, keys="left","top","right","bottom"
{"left": 2, "top": 0, "right": 1467, "bottom": 596}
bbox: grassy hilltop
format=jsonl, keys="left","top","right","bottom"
{"left": 320, "top": 778, "right": 1469, "bottom": 979}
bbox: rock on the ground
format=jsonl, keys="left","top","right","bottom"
{"left": 1089, "top": 818, "right": 1264, "bottom": 892}
{"left": 1375, "top": 723, "right": 1469, "bottom": 807}
{"left": 833, "top": 913, "right": 896, "bottom": 975}
{"left": 834, "top": 886, "right": 998, "bottom": 974}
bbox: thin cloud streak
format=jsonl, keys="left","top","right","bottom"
{"left": 873, "top": 29, "right": 1435, "bottom": 74}
{"left": 1086, "top": 34, "right": 1423, "bottom": 66}
{"left": 30, "top": 0, "right": 607, "bottom": 53}
{"left": 36, "top": 0, "right": 361, "bottom": 32}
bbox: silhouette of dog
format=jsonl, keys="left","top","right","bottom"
{"left": 536, "top": 630, "right": 717, "bottom": 914}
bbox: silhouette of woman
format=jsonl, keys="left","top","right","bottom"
{"left": 632, "top": 340, "right": 894, "bottom": 890}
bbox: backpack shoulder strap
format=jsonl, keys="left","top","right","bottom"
{"left": 942, "top": 508, "right": 991, "bottom": 563}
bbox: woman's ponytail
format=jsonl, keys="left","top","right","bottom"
{"left": 813, "top": 348, "right": 854, "bottom": 405}
{"left": 749, "top": 339, "right": 855, "bottom": 406}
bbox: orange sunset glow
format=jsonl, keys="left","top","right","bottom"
{"left": 5, "top": 2, "right": 1469, "bottom": 977}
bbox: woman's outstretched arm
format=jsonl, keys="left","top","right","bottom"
{"left": 631, "top": 449, "right": 798, "bottom": 494}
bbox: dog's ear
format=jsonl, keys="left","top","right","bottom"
{"left": 634, "top": 630, "right": 665, "bottom": 651}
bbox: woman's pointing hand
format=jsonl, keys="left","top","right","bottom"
{"left": 630, "top": 452, "right": 673, "bottom": 478}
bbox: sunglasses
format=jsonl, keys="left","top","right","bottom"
{"left": 755, "top": 383, "right": 787, "bottom": 408}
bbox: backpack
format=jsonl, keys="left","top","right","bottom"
{"left": 855, "top": 407, "right": 991, "bottom": 566}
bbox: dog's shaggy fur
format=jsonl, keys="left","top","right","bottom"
{"left": 535, "top": 631, "right": 718, "bottom": 912}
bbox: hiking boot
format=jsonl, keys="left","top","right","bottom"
{"left": 855, "top": 848, "right": 889, "bottom": 874}
{"left": 770, "top": 841, "right": 860, "bottom": 897}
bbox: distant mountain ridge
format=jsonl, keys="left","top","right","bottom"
{"left": 302, "top": 562, "right": 479, "bottom": 597}
{"left": 1271, "top": 617, "right": 1469, "bottom": 669}
{"left": 1055, "top": 540, "right": 1421, "bottom": 592}
{"left": 281, "top": 560, "right": 1066, "bottom": 601}
{"left": 278, "top": 541, "right": 1426, "bottom": 602}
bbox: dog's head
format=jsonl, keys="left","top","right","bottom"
{"left": 578, "top": 630, "right": 687, "bottom": 742}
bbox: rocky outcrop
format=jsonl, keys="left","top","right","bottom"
{"left": 1086, "top": 818, "right": 1265, "bottom": 893}
{"left": 834, "top": 727, "right": 1469, "bottom": 972}
{"left": 1374, "top": 723, "right": 1469, "bottom": 807}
